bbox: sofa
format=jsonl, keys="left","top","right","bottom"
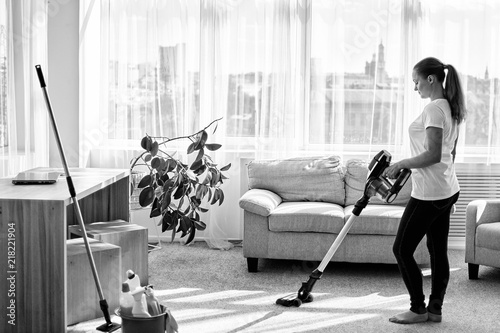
{"left": 465, "top": 199, "right": 500, "bottom": 279}
{"left": 239, "top": 155, "right": 429, "bottom": 272}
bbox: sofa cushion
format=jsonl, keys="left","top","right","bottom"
{"left": 248, "top": 156, "right": 345, "bottom": 205}
{"left": 344, "top": 204, "right": 405, "bottom": 235}
{"left": 344, "top": 159, "right": 412, "bottom": 206}
{"left": 239, "top": 189, "right": 283, "bottom": 217}
{"left": 268, "top": 202, "right": 345, "bottom": 234}
{"left": 476, "top": 222, "right": 500, "bottom": 251}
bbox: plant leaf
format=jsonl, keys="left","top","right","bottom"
{"left": 151, "top": 157, "right": 161, "bottom": 170}
{"left": 166, "top": 159, "right": 177, "bottom": 172}
{"left": 137, "top": 174, "right": 152, "bottom": 188}
{"left": 141, "top": 136, "right": 152, "bottom": 150}
{"left": 150, "top": 207, "right": 161, "bottom": 218}
{"left": 195, "top": 130, "right": 208, "bottom": 150}
{"left": 171, "top": 226, "right": 176, "bottom": 243}
{"left": 173, "top": 184, "right": 184, "bottom": 200}
{"left": 190, "top": 158, "right": 203, "bottom": 171}
{"left": 187, "top": 142, "right": 196, "bottom": 154}
{"left": 161, "top": 192, "right": 171, "bottom": 211}
{"left": 194, "top": 220, "right": 206, "bottom": 231}
{"left": 210, "top": 188, "right": 219, "bottom": 205}
{"left": 139, "top": 187, "right": 155, "bottom": 207}
{"left": 150, "top": 141, "right": 159, "bottom": 156}
{"left": 202, "top": 172, "right": 212, "bottom": 185}
{"left": 205, "top": 143, "right": 221, "bottom": 151}
{"left": 163, "top": 179, "right": 175, "bottom": 191}
{"left": 195, "top": 147, "right": 204, "bottom": 163}
{"left": 195, "top": 184, "right": 206, "bottom": 200}
{"left": 181, "top": 215, "right": 192, "bottom": 233}
{"left": 193, "top": 164, "right": 207, "bottom": 176}
{"left": 144, "top": 154, "right": 152, "bottom": 162}
{"left": 218, "top": 190, "right": 224, "bottom": 206}
{"left": 185, "top": 227, "right": 196, "bottom": 245}
{"left": 220, "top": 163, "right": 231, "bottom": 171}
{"left": 161, "top": 212, "right": 172, "bottom": 232}
{"left": 152, "top": 196, "right": 159, "bottom": 208}
{"left": 211, "top": 170, "right": 220, "bottom": 186}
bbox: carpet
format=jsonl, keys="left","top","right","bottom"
{"left": 68, "top": 241, "right": 500, "bottom": 333}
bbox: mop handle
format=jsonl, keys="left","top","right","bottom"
{"left": 316, "top": 213, "right": 358, "bottom": 272}
{"left": 35, "top": 65, "right": 105, "bottom": 301}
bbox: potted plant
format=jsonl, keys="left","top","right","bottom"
{"left": 130, "top": 118, "right": 231, "bottom": 245}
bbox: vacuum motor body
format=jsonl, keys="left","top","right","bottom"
{"left": 352, "top": 150, "right": 411, "bottom": 215}
{"left": 366, "top": 150, "right": 411, "bottom": 203}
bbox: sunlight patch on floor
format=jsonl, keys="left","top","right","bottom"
{"left": 153, "top": 287, "right": 202, "bottom": 297}
{"left": 171, "top": 308, "right": 236, "bottom": 321}
{"left": 238, "top": 311, "right": 379, "bottom": 333}
{"left": 167, "top": 289, "right": 266, "bottom": 303}
{"left": 304, "top": 293, "right": 409, "bottom": 309}
{"left": 422, "top": 267, "right": 461, "bottom": 277}
{"left": 178, "top": 311, "right": 272, "bottom": 333}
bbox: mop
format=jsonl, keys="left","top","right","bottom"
{"left": 35, "top": 65, "right": 121, "bottom": 332}
{"left": 276, "top": 150, "right": 411, "bottom": 307}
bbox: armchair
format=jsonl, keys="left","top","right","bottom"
{"left": 465, "top": 199, "right": 500, "bottom": 279}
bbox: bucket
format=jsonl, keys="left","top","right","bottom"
{"left": 115, "top": 305, "right": 168, "bottom": 333}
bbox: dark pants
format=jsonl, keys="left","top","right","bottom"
{"left": 393, "top": 191, "right": 460, "bottom": 313}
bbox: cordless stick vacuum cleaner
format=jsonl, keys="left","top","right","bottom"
{"left": 276, "top": 150, "right": 411, "bottom": 307}
{"left": 35, "top": 65, "right": 121, "bottom": 332}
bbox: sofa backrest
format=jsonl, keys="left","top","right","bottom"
{"left": 344, "top": 159, "right": 412, "bottom": 206}
{"left": 247, "top": 156, "right": 346, "bottom": 205}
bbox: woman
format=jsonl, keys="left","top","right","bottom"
{"left": 383, "top": 57, "right": 466, "bottom": 324}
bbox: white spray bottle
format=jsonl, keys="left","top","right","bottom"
{"left": 126, "top": 269, "right": 141, "bottom": 291}
{"left": 119, "top": 282, "right": 134, "bottom": 317}
{"left": 130, "top": 287, "right": 151, "bottom": 318}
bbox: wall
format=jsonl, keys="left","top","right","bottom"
{"left": 47, "top": 0, "right": 79, "bottom": 167}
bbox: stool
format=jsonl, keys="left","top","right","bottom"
{"left": 68, "top": 220, "right": 148, "bottom": 286}
{"left": 66, "top": 238, "right": 121, "bottom": 325}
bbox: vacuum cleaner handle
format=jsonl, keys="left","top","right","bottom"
{"left": 387, "top": 168, "right": 411, "bottom": 203}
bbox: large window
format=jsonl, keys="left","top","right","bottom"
{"left": 81, "top": 0, "right": 500, "bottom": 163}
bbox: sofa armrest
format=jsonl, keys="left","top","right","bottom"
{"left": 465, "top": 199, "right": 500, "bottom": 262}
{"left": 239, "top": 189, "right": 283, "bottom": 217}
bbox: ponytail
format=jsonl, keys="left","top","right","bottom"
{"left": 443, "top": 64, "right": 466, "bottom": 124}
{"left": 413, "top": 57, "right": 467, "bottom": 124}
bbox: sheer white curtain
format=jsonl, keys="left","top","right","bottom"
{"left": 80, "top": 0, "right": 201, "bottom": 167}
{"left": 0, "top": 0, "right": 48, "bottom": 178}
{"left": 198, "top": 0, "right": 307, "bottom": 248}
{"left": 308, "top": 0, "right": 412, "bottom": 161}
{"left": 419, "top": 0, "right": 500, "bottom": 164}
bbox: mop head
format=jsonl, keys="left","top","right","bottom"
{"left": 96, "top": 322, "right": 121, "bottom": 332}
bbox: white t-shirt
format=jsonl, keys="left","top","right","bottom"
{"left": 408, "top": 99, "right": 460, "bottom": 200}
